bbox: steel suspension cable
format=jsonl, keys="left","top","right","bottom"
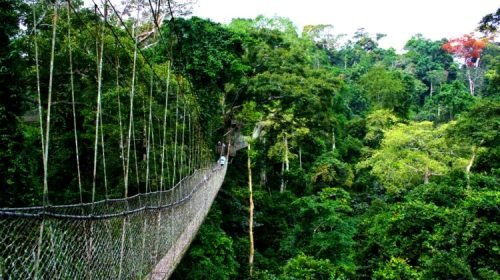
{"left": 97, "top": 0, "right": 164, "bottom": 83}
{"left": 42, "top": 0, "right": 59, "bottom": 205}
{"left": 160, "top": 62, "right": 171, "bottom": 192}
{"left": 33, "top": 4, "right": 45, "bottom": 185}
{"left": 132, "top": 119, "right": 140, "bottom": 190}
{"left": 180, "top": 101, "right": 186, "bottom": 186}
{"left": 35, "top": 2, "right": 58, "bottom": 277}
{"left": 188, "top": 113, "right": 192, "bottom": 174}
{"left": 66, "top": 0, "right": 83, "bottom": 203}
{"left": 124, "top": 5, "right": 140, "bottom": 197}
{"left": 91, "top": 1, "right": 106, "bottom": 203}
{"left": 100, "top": 110, "right": 109, "bottom": 198}
{"left": 172, "top": 86, "right": 179, "bottom": 189}
{"left": 151, "top": 107, "right": 160, "bottom": 189}
{"left": 146, "top": 72, "right": 154, "bottom": 193}
{"left": 116, "top": 55, "right": 127, "bottom": 180}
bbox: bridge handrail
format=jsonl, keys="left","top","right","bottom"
{"left": 0, "top": 166, "right": 223, "bottom": 220}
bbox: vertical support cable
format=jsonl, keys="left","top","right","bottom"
{"left": 151, "top": 116, "right": 159, "bottom": 189}
{"left": 151, "top": 73, "right": 160, "bottom": 191}
{"left": 43, "top": 0, "right": 59, "bottom": 205}
{"left": 33, "top": 4, "right": 45, "bottom": 277}
{"left": 66, "top": 0, "right": 83, "bottom": 203}
{"left": 132, "top": 120, "right": 140, "bottom": 190}
{"left": 197, "top": 127, "right": 201, "bottom": 170}
{"left": 160, "top": 62, "right": 171, "bottom": 192}
{"left": 116, "top": 56, "right": 127, "bottom": 182}
{"left": 99, "top": 0, "right": 109, "bottom": 198}
{"left": 188, "top": 114, "right": 192, "bottom": 174}
{"left": 100, "top": 112, "right": 108, "bottom": 198}
{"left": 92, "top": 0, "right": 105, "bottom": 202}
{"left": 124, "top": 5, "right": 140, "bottom": 198}
{"left": 33, "top": 4, "right": 45, "bottom": 188}
{"left": 171, "top": 84, "right": 179, "bottom": 189}
{"left": 145, "top": 69, "right": 154, "bottom": 193}
{"left": 180, "top": 102, "right": 186, "bottom": 194}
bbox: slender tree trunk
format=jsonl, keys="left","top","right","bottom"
{"left": 247, "top": 144, "right": 254, "bottom": 277}
{"left": 466, "top": 68, "right": 475, "bottom": 96}
{"left": 332, "top": 128, "right": 336, "bottom": 151}
{"left": 424, "top": 166, "right": 430, "bottom": 184}
{"left": 284, "top": 136, "right": 289, "bottom": 171}
{"left": 281, "top": 136, "right": 288, "bottom": 193}
{"left": 429, "top": 81, "right": 433, "bottom": 98}
{"left": 280, "top": 161, "right": 285, "bottom": 193}
{"left": 465, "top": 149, "right": 476, "bottom": 189}
{"left": 260, "top": 168, "right": 267, "bottom": 187}
{"left": 299, "top": 146, "right": 302, "bottom": 169}
{"left": 466, "top": 142, "right": 482, "bottom": 188}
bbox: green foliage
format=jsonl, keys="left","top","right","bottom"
{"left": 417, "top": 80, "right": 474, "bottom": 122}
{"left": 403, "top": 35, "right": 455, "bottom": 97}
{"left": 360, "top": 67, "right": 416, "bottom": 116}
{"left": 448, "top": 98, "right": 500, "bottom": 173}
{"left": 357, "top": 173, "right": 499, "bottom": 279}
{"left": 172, "top": 205, "right": 239, "bottom": 280}
{"left": 373, "top": 257, "right": 423, "bottom": 280}
{"left": 0, "top": 0, "right": 34, "bottom": 206}
{"left": 309, "top": 152, "right": 354, "bottom": 190}
{"left": 358, "top": 121, "right": 468, "bottom": 194}
{"left": 1, "top": 4, "right": 498, "bottom": 279}
{"left": 363, "top": 109, "right": 400, "bottom": 148}
{"left": 480, "top": 43, "right": 500, "bottom": 97}
{"left": 280, "top": 188, "right": 356, "bottom": 276}
{"left": 159, "top": 17, "right": 247, "bottom": 138}
{"left": 281, "top": 253, "right": 338, "bottom": 280}
{"left": 450, "top": 98, "right": 500, "bottom": 147}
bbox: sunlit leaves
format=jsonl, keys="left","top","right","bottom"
{"left": 309, "top": 152, "right": 354, "bottom": 189}
{"left": 358, "top": 121, "right": 468, "bottom": 194}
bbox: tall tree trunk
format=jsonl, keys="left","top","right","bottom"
{"left": 280, "top": 161, "right": 285, "bottom": 193}
{"left": 299, "top": 146, "right": 302, "bottom": 169}
{"left": 429, "top": 81, "right": 433, "bottom": 98}
{"left": 465, "top": 149, "right": 476, "bottom": 189}
{"left": 260, "top": 169, "right": 267, "bottom": 187}
{"left": 247, "top": 144, "right": 254, "bottom": 277}
{"left": 424, "top": 166, "right": 430, "bottom": 184}
{"left": 284, "top": 136, "right": 289, "bottom": 171}
{"left": 332, "top": 128, "right": 336, "bottom": 151}
{"left": 467, "top": 68, "right": 475, "bottom": 96}
{"left": 281, "top": 136, "right": 288, "bottom": 193}
{"left": 466, "top": 142, "right": 482, "bottom": 188}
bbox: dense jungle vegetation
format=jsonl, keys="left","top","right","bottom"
{"left": 0, "top": 0, "right": 498, "bottom": 278}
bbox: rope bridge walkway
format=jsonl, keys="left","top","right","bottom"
{"left": 0, "top": 165, "right": 227, "bottom": 279}
{"left": 0, "top": 0, "right": 230, "bottom": 278}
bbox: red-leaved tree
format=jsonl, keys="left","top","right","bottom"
{"left": 442, "top": 34, "right": 487, "bottom": 96}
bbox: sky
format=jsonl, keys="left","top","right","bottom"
{"left": 191, "top": 0, "right": 499, "bottom": 51}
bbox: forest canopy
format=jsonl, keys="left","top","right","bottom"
{"left": 0, "top": 1, "right": 498, "bottom": 279}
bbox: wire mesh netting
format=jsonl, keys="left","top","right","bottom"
{"left": 0, "top": 165, "right": 226, "bottom": 280}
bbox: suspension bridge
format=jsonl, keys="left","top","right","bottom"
{"left": 0, "top": 165, "right": 227, "bottom": 279}
{"left": 0, "top": 0, "right": 231, "bottom": 279}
